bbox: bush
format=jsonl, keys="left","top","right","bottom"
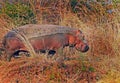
{"left": 0, "top": 2, "right": 36, "bottom": 26}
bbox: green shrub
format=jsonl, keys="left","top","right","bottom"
{"left": 70, "top": 0, "right": 78, "bottom": 13}
{"left": 0, "top": 2, "right": 36, "bottom": 26}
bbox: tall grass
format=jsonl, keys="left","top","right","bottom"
{"left": 0, "top": 0, "right": 120, "bottom": 83}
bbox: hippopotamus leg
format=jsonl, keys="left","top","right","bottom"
{"left": 13, "top": 50, "right": 21, "bottom": 58}
{"left": 6, "top": 49, "right": 30, "bottom": 61}
{"left": 19, "top": 50, "right": 30, "bottom": 57}
{"left": 13, "top": 50, "right": 30, "bottom": 58}
{"left": 46, "top": 50, "right": 56, "bottom": 58}
{"left": 48, "top": 50, "right": 56, "bottom": 55}
{"left": 55, "top": 47, "right": 64, "bottom": 63}
{"left": 40, "top": 50, "right": 46, "bottom": 53}
{"left": 6, "top": 50, "right": 14, "bottom": 61}
{"left": 69, "top": 47, "right": 76, "bottom": 55}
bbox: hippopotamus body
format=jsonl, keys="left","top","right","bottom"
{"left": 2, "top": 24, "right": 89, "bottom": 61}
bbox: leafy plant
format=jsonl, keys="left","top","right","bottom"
{"left": 89, "top": 66, "right": 95, "bottom": 72}
{"left": 0, "top": 2, "right": 36, "bottom": 26}
{"left": 50, "top": 73, "right": 55, "bottom": 80}
{"left": 70, "top": 0, "right": 78, "bottom": 13}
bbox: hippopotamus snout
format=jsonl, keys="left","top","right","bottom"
{"left": 75, "top": 43, "right": 89, "bottom": 52}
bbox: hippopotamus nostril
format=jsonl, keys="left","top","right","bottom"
{"left": 84, "top": 45, "right": 89, "bottom": 52}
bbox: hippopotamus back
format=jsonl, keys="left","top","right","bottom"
{"left": 13, "top": 24, "right": 78, "bottom": 39}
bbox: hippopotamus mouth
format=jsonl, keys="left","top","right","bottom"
{"left": 75, "top": 44, "right": 89, "bottom": 52}
{"left": 75, "top": 40, "right": 89, "bottom": 52}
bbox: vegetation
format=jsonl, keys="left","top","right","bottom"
{"left": 0, "top": 0, "right": 120, "bottom": 83}
{"left": 0, "top": 2, "right": 36, "bottom": 26}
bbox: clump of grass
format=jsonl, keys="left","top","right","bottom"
{"left": 0, "top": 14, "right": 14, "bottom": 41}
{"left": 0, "top": 2, "right": 36, "bottom": 26}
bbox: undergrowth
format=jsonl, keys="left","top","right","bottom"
{"left": 0, "top": 0, "right": 119, "bottom": 83}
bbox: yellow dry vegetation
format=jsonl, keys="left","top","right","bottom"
{"left": 0, "top": 0, "right": 120, "bottom": 83}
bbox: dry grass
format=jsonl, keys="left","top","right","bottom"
{"left": 0, "top": 0, "right": 120, "bottom": 83}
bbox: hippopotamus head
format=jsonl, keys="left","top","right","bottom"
{"left": 74, "top": 30, "right": 89, "bottom": 52}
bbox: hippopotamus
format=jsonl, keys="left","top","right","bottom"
{"left": 2, "top": 24, "right": 89, "bottom": 61}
